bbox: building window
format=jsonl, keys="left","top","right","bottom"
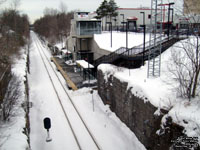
{"left": 78, "top": 21, "right": 101, "bottom": 35}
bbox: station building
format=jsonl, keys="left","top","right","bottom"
{"left": 102, "top": 8, "right": 153, "bottom": 31}
{"left": 66, "top": 12, "right": 101, "bottom": 63}
{"left": 66, "top": 8, "right": 186, "bottom": 63}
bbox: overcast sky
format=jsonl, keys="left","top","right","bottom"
{"left": 1, "top": 0, "right": 182, "bottom": 23}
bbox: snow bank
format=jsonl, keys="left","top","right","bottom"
{"left": 168, "top": 99, "right": 200, "bottom": 138}
{"left": 0, "top": 48, "right": 29, "bottom": 150}
{"left": 98, "top": 62, "right": 176, "bottom": 109}
{"left": 70, "top": 88, "right": 146, "bottom": 150}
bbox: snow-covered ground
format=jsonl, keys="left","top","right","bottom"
{"left": 2, "top": 30, "right": 199, "bottom": 149}
{"left": 28, "top": 31, "right": 146, "bottom": 150}
{"left": 94, "top": 31, "right": 150, "bottom": 52}
{"left": 98, "top": 36, "right": 200, "bottom": 143}
{"left": 0, "top": 48, "right": 29, "bottom": 150}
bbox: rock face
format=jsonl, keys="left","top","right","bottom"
{"left": 97, "top": 69, "right": 184, "bottom": 150}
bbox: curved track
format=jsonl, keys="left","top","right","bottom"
{"left": 32, "top": 32, "right": 101, "bottom": 150}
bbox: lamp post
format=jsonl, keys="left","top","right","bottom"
{"left": 90, "top": 89, "right": 94, "bottom": 112}
{"left": 106, "top": 22, "right": 112, "bottom": 48}
{"left": 170, "top": 8, "right": 174, "bottom": 35}
{"left": 167, "top": 2, "right": 175, "bottom": 39}
{"left": 113, "top": 16, "right": 117, "bottom": 31}
{"left": 120, "top": 14, "right": 125, "bottom": 31}
{"left": 72, "top": 36, "right": 77, "bottom": 62}
{"left": 140, "top": 12, "right": 146, "bottom": 66}
{"left": 87, "top": 53, "right": 90, "bottom": 83}
{"left": 122, "top": 21, "right": 130, "bottom": 75}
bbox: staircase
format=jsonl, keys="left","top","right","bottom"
{"left": 93, "top": 34, "right": 183, "bottom": 69}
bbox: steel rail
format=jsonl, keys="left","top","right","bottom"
{"left": 33, "top": 33, "right": 101, "bottom": 150}
{"left": 33, "top": 34, "right": 82, "bottom": 150}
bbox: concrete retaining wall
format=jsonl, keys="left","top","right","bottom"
{"left": 97, "top": 69, "right": 185, "bottom": 150}
{"left": 91, "top": 38, "right": 111, "bottom": 60}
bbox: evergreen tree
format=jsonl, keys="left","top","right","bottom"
{"left": 96, "top": 0, "right": 109, "bottom": 19}
{"left": 96, "top": 0, "right": 118, "bottom": 19}
{"left": 108, "top": 0, "right": 118, "bottom": 18}
{"left": 96, "top": 0, "right": 118, "bottom": 30}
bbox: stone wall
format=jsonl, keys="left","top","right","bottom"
{"left": 97, "top": 69, "right": 185, "bottom": 150}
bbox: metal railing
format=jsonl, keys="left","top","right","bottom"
{"left": 93, "top": 30, "right": 186, "bottom": 67}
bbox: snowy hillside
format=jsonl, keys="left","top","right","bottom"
{"left": 98, "top": 36, "right": 200, "bottom": 143}
{"left": 0, "top": 48, "right": 29, "bottom": 150}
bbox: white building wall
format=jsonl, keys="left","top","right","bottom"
{"left": 101, "top": 8, "right": 152, "bottom": 30}
{"left": 117, "top": 8, "right": 152, "bottom": 26}
{"left": 101, "top": 8, "right": 178, "bottom": 30}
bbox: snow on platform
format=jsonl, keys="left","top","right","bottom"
{"left": 76, "top": 60, "right": 94, "bottom": 68}
{"left": 94, "top": 31, "right": 150, "bottom": 52}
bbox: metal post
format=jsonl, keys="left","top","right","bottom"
{"left": 171, "top": 8, "right": 174, "bottom": 26}
{"left": 143, "top": 25, "right": 146, "bottom": 65}
{"left": 90, "top": 90, "right": 94, "bottom": 112}
{"left": 121, "top": 21, "right": 129, "bottom": 75}
{"left": 114, "top": 16, "right": 117, "bottom": 30}
{"left": 110, "top": 22, "right": 112, "bottom": 47}
{"left": 87, "top": 53, "right": 90, "bottom": 83}
{"left": 140, "top": 12, "right": 146, "bottom": 66}
{"left": 106, "top": 22, "right": 112, "bottom": 48}
{"left": 167, "top": 3, "right": 175, "bottom": 39}
{"left": 167, "top": 5, "right": 170, "bottom": 39}
{"left": 92, "top": 93, "right": 94, "bottom": 112}
{"left": 126, "top": 22, "right": 130, "bottom": 76}
{"left": 170, "top": 8, "right": 174, "bottom": 35}
{"left": 120, "top": 14, "right": 125, "bottom": 31}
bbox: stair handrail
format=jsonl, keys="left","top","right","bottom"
{"left": 94, "top": 32, "right": 181, "bottom": 67}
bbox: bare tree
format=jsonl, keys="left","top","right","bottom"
{"left": 59, "top": 1, "right": 68, "bottom": 14}
{"left": 1, "top": 75, "right": 21, "bottom": 121}
{"left": 34, "top": 7, "right": 73, "bottom": 46}
{"left": 168, "top": 36, "right": 200, "bottom": 100}
{"left": 10, "top": 0, "right": 21, "bottom": 11}
{"left": 43, "top": 7, "right": 58, "bottom": 16}
{"left": 167, "top": 0, "right": 200, "bottom": 100}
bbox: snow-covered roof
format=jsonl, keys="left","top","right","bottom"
{"left": 127, "top": 16, "right": 138, "bottom": 20}
{"left": 76, "top": 60, "right": 94, "bottom": 68}
{"left": 61, "top": 49, "right": 71, "bottom": 54}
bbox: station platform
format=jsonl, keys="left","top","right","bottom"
{"left": 51, "top": 57, "right": 96, "bottom": 90}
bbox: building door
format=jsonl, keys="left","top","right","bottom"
{"left": 80, "top": 38, "right": 89, "bottom": 50}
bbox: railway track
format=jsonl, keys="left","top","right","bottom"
{"left": 32, "top": 32, "right": 101, "bottom": 150}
